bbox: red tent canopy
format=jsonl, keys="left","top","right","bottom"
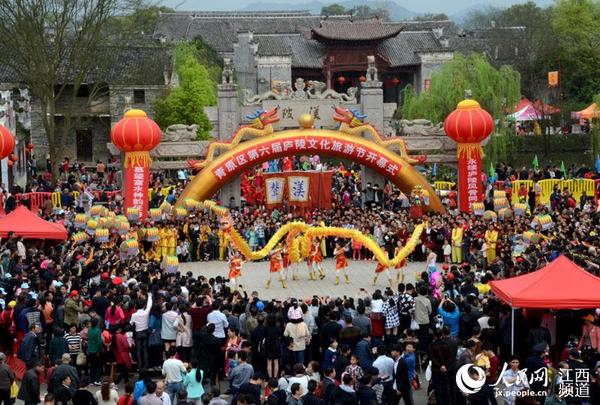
{"left": 0, "top": 205, "right": 68, "bottom": 240}
{"left": 514, "top": 98, "right": 561, "bottom": 115}
{"left": 490, "top": 255, "right": 600, "bottom": 309}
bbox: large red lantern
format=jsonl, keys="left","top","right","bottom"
{"left": 0, "top": 124, "right": 15, "bottom": 161}
{"left": 443, "top": 98, "right": 494, "bottom": 212}
{"left": 111, "top": 109, "right": 162, "bottom": 220}
{"left": 337, "top": 76, "right": 347, "bottom": 85}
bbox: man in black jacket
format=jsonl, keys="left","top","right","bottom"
{"left": 321, "top": 367, "right": 338, "bottom": 404}
{"left": 0, "top": 353, "right": 15, "bottom": 405}
{"left": 429, "top": 328, "right": 453, "bottom": 405}
{"left": 49, "top": 354, "right": 79, "bottom": 395}
{"left": 18, "top": 362, "right": 43, "bottom": 405}
{"left": 330, "top": 374, "right": 358, "bottom": 405}
{"left": 390, "top": 344, "right": 413, "bottom": 405}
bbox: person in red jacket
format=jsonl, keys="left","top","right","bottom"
{"left": 113, "top": 326, "right": 132, "bottom": 385}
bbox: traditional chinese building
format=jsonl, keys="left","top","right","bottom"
{"left": 153, "top": 11, "right": 454, "bottom": 104}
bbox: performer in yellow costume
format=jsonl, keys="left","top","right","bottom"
{"left": 451, "top": 223, "right": 463, "bottom": 264}
{"left": 159, "top": 227, "right": 169, "bottom": 259}
{"left": 484, "top": 225, "right": 499, "bottom": 264}
{"left": 168, "top": 228, "right": 178, "bottom": 256}
{"left": 218, "top": 228, "right": 230, "bottom": 260}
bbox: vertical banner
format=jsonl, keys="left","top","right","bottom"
{"left": 124, "top": 163, "right": 149, "bottom": 220}
{"left": 548, "top": 71, "right": 559, "bottom": 87}
{"left": 288, "top": 176, "right": 310, "bottom": 204}
{"left": 458, "top": 155, "right": 482, "bottom": 212}
{"left": 265, "top": 177, "right": 285, "bottom": 206}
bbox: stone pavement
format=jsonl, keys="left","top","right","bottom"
{"left": 181, "top": 258, "right": 431, "bottom": 300}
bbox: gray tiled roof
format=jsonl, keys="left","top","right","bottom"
{"left": 154, "top": 12, "right": 348, "bottom": 53}
{"left": 254, "top": 35, "right": 292, "bottom": 56}
{"left": 378, "top": 31, "right": 446, "bottom": 67}
{"left": 254, "top": 34, "right": 325, "bottom": 68}
{"left": 0, "top": 46, "right": 171, "bottom": 85}
{"left": 311, "top": 20, "right": 403, "bottom": 41}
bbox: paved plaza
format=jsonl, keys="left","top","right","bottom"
{"left": 181, "top": 258, "right": 431, "bottom": 300}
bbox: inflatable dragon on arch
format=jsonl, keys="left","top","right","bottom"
{"left": 187, "top": 106, "right": 426, "bottom": 172}
{"left": 333, "top": 106, "right": 427, "bottom": 165}
{"left": 187, "top": 107, "right": 280, "bottom": 171}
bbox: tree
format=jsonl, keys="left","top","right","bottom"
{"left": 552, "top": 0, "right": 600, "bottom": 103}
{"left": 401, "top": 53, "right": 521, "bottom": 123}
{"left": 154, "top": 44, "right": 216, "bottom": 140}
{"left": 0, "top": 0, "right": 126, "bottom": 178}
{"left": 321, "top": 3, "right": 346, "bottom": 16}
{"left": 110, "top": 4, "right": 174, "bottom": 39}
{"left": 351, "top": 5, "right": 389, "bottom": 21}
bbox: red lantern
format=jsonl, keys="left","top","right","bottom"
{"left": 443, "top": 98, "right": 494, "bottom": 212}
{"left": 391, "top": 78, "right": 400, "bottom": 86}
{"left": 0, "top": 124, "right": 15, "bottom": 161}
{"left": 337, "top": 76, "right": 346, "bottom": 85}
{"left": 27, "top": 143, "right": 34, "bottom": 150}
{"left": 111, "top": 109, "right": 162, "bottom": 221}
{"left": 9, "top": 153, "right": 17, "bottom": 162}
{"left": 359, "top": 75, "right": 367, "bottom": 83}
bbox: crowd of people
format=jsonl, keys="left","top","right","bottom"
{"left": 0, "top": 156, "right": 598, "bottom": 405}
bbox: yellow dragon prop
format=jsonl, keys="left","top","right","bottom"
{"left": 333, "top": 106, "right": 427, "bottom": 165}
{"left": 187, "top": 108, "right": 280, "bottom": 171}
{"left": 204, "top": 200, "right": 424, "bottom": 267}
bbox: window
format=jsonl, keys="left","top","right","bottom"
{"left": 76, "top": 129, "right": 93, "bottom": 161}
{"left": 133, "top": 89, "right": 146, "bottom": 104}
{"left": 77, "top": 85, "right": 90, "bottom": 98}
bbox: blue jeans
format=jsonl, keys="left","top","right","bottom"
{"left": 166, "top": 381, "right": 183, "bottom": 405}
{"left": 293, "top": 350, "right": 304, "bottom": 365}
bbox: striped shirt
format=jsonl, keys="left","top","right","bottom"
{"left": 65, "top": 332, "right": 82, "bottom": 354}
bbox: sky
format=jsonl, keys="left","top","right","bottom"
{"left": 169, "top": 0, "right": 553, "bottom": 15}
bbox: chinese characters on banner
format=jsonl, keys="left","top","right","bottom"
{"left": 288, "top": 176, "right": 310, "bottom": 202}
{"left": 211, "top": 136, "right": 401, "bottom": 183}
{"left": 265, "top": 177, "right": 285, "bottom": 205}
{"left": 457, "top": 155, "right": 482, "bottom": 212}
{"left": 124, "top": 163, "right": 149, "bottom": 220}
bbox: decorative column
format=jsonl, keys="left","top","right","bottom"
{"left": 111, "top": 109, "right": 162, "bottom": 220}
{"left": 216, "top": 58, "right": 242, "bottom": 208}
{"left": 360, "top": 55, "right": 387, "bottom": 205}
{"left": 443, "top": 96, "right": 494, "bottom": 212}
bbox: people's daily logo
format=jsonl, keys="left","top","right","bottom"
{"left": 456, "top": 364, "right": 486, "bottom": 394}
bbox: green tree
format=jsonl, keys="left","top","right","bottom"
{"left": 0, "top": 0, "right": 126, "bottom": 177}
{"left": 552, "top": 0, "right": 600, "bottom": 103}
{"left": 401, "top": 53, "right": 520, "bottom": 123}
{"left": 110, "top": 4, "right": 174, "bottom": 39}
{"left": 154, "top": 47, "right": 217, "bottom": 139}
{"left": 321, "top": 3, "right": 346, "bottom": 16}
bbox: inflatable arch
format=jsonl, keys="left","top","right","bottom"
{"left": 178, "top": 108, "right": 444, "bottom": 213}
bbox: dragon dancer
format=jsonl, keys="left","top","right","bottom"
{"left": 373, "top": 262, "right": 393, "bottom": 288}
{"left": 333, "top": 241, "right": 350, "bottom": 285}
{"left": 228, "top": 251, "right": 245, "bottom": 289}
{"left": 281, "top": 242, "right": 290, "bottom": 282}
{"left": 394, "top": 240, "right": 407, "bottom": 283}
{"left": 267, "top": 245, "right": 286, "bottom": 289}
{"left": 309, "top": 238, "right": 326, "bottom": 280}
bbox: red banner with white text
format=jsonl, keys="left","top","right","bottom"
{"left": 458, "top": 154, "right": 482, "bottom": 212}
{"left": 124, "top": 163, "right": 149, "bottom": 220}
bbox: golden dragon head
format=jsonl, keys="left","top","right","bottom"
{"left": 333, "top": 106, "right": 367, "bottom": 128}
{"left": 245, "top": 107, "right": 280, "bottom": 129}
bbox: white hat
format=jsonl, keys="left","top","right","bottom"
{"left": 20, "top": 282, "right": 29, "bottom": 289}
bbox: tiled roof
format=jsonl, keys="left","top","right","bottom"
{"left": 254, "top": 35, "right": 292, "bottom": 56}
{"left": 311, "top": 20, "right": 403, "bottom": 41}
{"left": 154, "top": 12, "right": 349, "bottom": 53}
{"left": 378, "top": 31, "right": 446, "bottom": 67}
{"left": 254, "top": 34, "right": 324, "bottom": 68}
{"left": 0, "top": 46, "right": 171, "bottom": 85}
